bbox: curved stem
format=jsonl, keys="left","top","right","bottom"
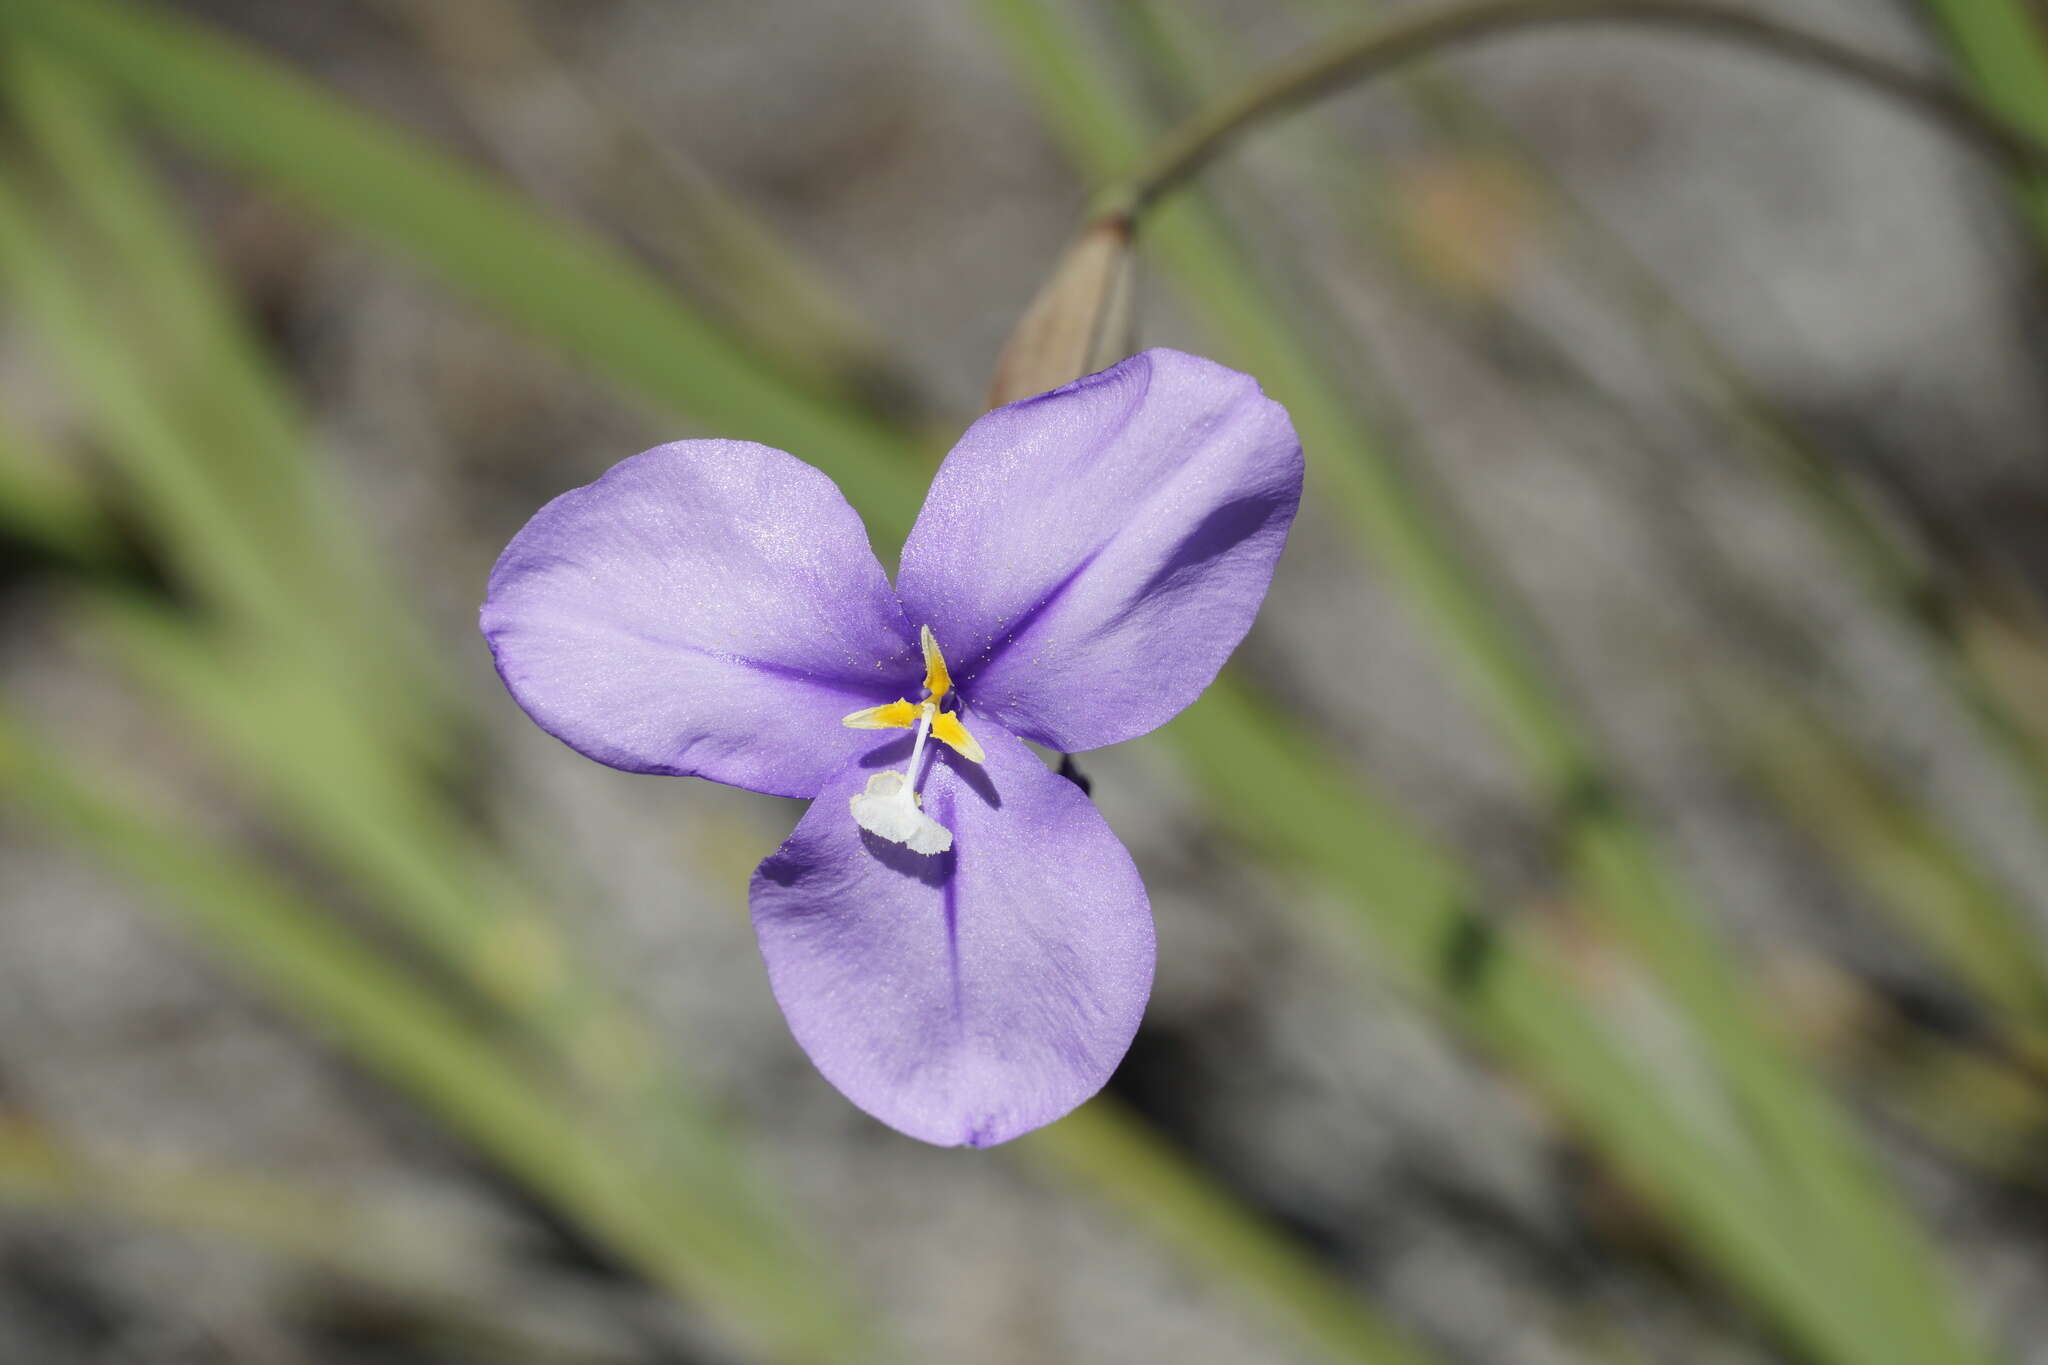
{"left": 1094, "top": 0, "right": 2048, "bottom": 220}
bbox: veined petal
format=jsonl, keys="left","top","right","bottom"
{"left": 482, "top": 440, "right": 918, "bottom": 798}
{"left": 749, "top": 726, "right": 1153, "bottom": 1147}
{"left": 896, "top": 349, "right": 1302, "bottom": 753}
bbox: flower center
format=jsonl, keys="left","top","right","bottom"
{"left": 840, "top": 626, "right": 986, "bottom": 853}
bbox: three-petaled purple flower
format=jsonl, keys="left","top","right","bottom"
{"left": 482, "top": 349, "right": 1303, "bottom": 1146}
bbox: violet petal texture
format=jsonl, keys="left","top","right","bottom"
{"left": 483, "top": 439, "right": 918, "bottom": 798}
{"left": 896, "top": 348, "right": 1303, "bottom": 753}
{"left": 749, "top": 726, "right": 1155, "bottom": 1147}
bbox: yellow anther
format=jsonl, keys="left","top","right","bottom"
{"left": 840, "top": 629, "right": 988, "bottom": 851}
{"left": 842, "top": 698, "right": 921, "bottom": 730}
{"left": 930, "top": 711, "right": 985, "bottom": 764}
{"left": 920, "top": 624, "right": 951, "bottom": 702}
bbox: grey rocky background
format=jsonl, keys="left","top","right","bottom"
{"left": 3, "top": 0, "right": 2047, "bottom": 1361}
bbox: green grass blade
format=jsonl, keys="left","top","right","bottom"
{"left": 4, "top": 45, "right": 455, "bottom": 734}
{"left": 0, "top": 48, "right": 1469, "bottom": 1363}
{"left": 0, "top": 408, "right": 110, "bottom": 567}
{"left": 89, "top": 557, "right": 1465, "bottom": 1365}
{"left": 1723, "top": 687, "right": 2048, "bottom": 1022}
{"left": 0, "top": 2, "right": 1996, "bottom": 1359}
{"left": 0, "top": 162, "right": 336, "bottom": 662}
{"left": 1166, "top": 682, "right": 1882, "bottom": 1365}
{"left": 1288, "top": 0, "right": 2048, "bottom": 992}
{"left": 76, "top": 591, "right": 783, "bottom": 1218}
{"left": 0, "top": 709, "right": 882, "bottom": 1365}
{"left": 13, "top": 170, "right": 846, "bottom": 1346}
{"left": 978, "top": 5, "right": 1991, "bottom": 1362}
{"left": 374, "top": 0, "right": 922, "bottom": 413}
{"left": 0, "top": 81, "right": 877, "bottom": 1355}
{"left": 976, "top": 0, "right": 1592, "bottom": 789}
{"left": 1026, "top": 1101, "right": 1443, "bottom": 1365}
{"left": 0, "top": 1122, "right": 491, "bottom": 1295}
{"left": 0, "top": 0, "right": 921, "bottom": 541}
{"left": 1917, "top": 0, "right": 2048, "bottom": 238}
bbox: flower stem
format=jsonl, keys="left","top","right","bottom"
{"left": 1091, "top": 0, "right": 2048, "bottom": 223}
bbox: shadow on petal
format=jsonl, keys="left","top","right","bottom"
{"left": 939, "top": 746, "right": 1002, "bottom": 810}
{"left": 857, "top": 734, "right": 915, "bottom": 767}
{"left": 749, "top": 727, "right": 1152, "bottom": 1146}
{"left": 1136, "top": 494, "right": 1282, "bottom": 599}
{"left": 859, "top": 830, "right": 954, "bottom": 887}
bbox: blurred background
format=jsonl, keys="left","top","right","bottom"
{"left": 3, "top": 0, "right": 2047, "bottom": 1361}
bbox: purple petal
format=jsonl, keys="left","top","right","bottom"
{"left": 896, "top": 349, "right": 1302, "bottom": 752}
{"left": 483, "top": 440, "right": 918, "bottom": 798}
{"left": 749, "top": 725, "right": 1154, "bottom": 1147}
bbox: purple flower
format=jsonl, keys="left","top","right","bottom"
{"left": 482, "top": 349, "right": 1303, "bottom": 1147}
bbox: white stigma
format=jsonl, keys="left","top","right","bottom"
{"left": 848, "top": 703, "right": 953, "bottom": 855}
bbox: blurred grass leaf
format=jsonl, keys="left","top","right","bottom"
{"left": 0, "top": 706, "right": 879, "bottom": 1364}
{"left": 976, "top": 4, "right": 1993, "bottom": 1363}
{"left": 1251, "top": 0, "right": 2048, "bottom": 1033}
{"left": 0, "top": 50, "right": 882, "bottom": 1360}
{"left": 0, "top": 410, "right": 110, "bottom": 568}
{"left": 1723, "top": 687, "right": 2048, "bottom": 1025}
{"left": 0, "top": 12, "right": 1464, "bottom": 1364}
{"left": 0, "top": 1121, "right": 492, "bottom": 1296}
{"left": 1025, "top": 1100, "right": 1440, "bottom": 1365}
{"left": 1917, "top": 0, "right": 2048, "bottom": 239}
{"left": 0, "top": 1, "right": 2021, "bottom": 1361}
{"left": 0, "top": 0, "right": 923, "bottom": 541}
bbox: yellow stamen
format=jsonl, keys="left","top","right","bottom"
{"left": 920, "top": 624, "right": 951, "bottom": 703}
{"left": 840, "top": 628, "right": 992, "bottom": 851}
{"left": 841, "top": 698, "right": 920, "bottom": 730}
{"left": 930, "top": 711, "right": 985, "bottom": 764}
